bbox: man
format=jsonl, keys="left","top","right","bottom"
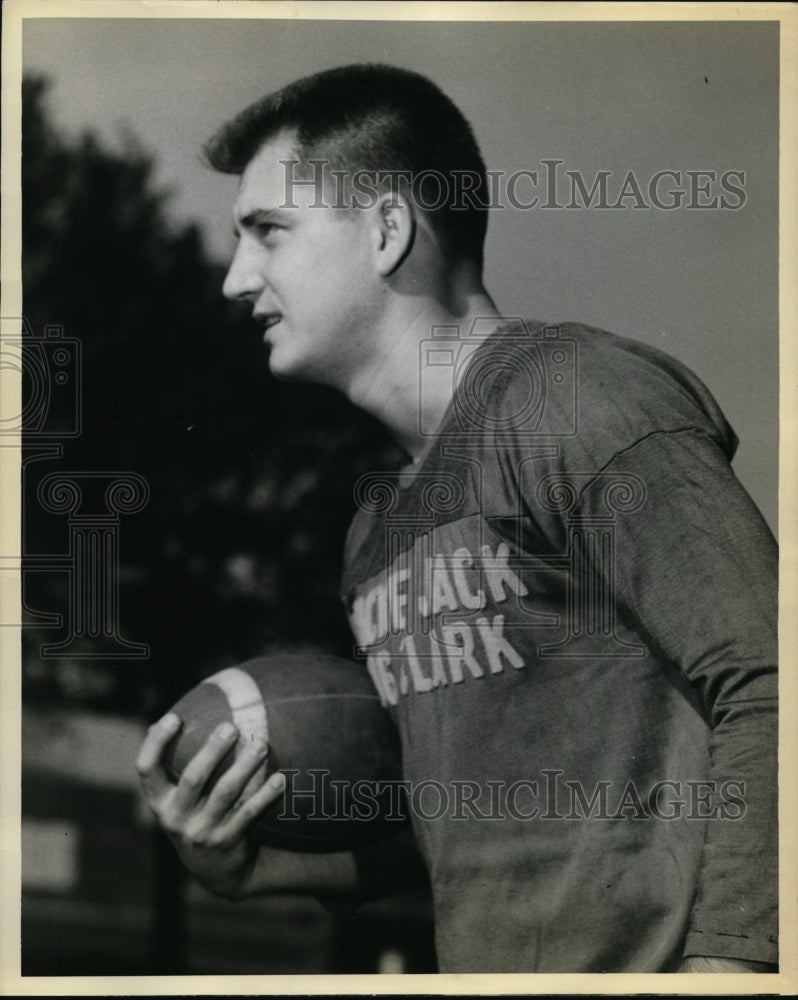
{"left": 136, "top": 64, "right": 777, "bottom": 973}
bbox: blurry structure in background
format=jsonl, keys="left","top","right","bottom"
{"left": 20, "top": 76, "right": 433, "bottom": 974}
{"left": 22, "top": 708, "right": 435, "bottom": 974}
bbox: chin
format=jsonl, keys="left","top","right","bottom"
{"left": 267, "top": 347, "right": 312, "bottom": 383}
{"left": 267, "top": 357, "right": 299, "bottom": 381}
{"left": 266, "top": 338, "right": 338, "bottom": 388}
{"left": 265, "top": 340, "right": 294, "bottom": 372}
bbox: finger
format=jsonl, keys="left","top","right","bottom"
{"left": 204, "top": 737, "right": 269, "bottom": 821}
{"left": 135, "top": 713, "right": 182, "bottom": 801}
{"left": 223, "top": 770, "right": 286, "bottom": 841}
{"left": 171, "top": 721, "right": 238, "bottom": 811}
{"left": 239, "top": 740, "right": 269, "bottom": 803}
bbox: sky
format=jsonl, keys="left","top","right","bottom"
{"left": 21, "top": 14, "right": 779, "bottom": 531}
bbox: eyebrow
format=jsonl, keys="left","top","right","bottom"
{"left": 233, "top": 207, "right": 292, "bottom": 236}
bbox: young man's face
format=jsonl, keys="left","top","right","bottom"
{"left": 223, "top": 131, "right": 382, "bottom": 387}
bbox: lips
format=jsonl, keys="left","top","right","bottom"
{"left": 260, "top": 314, "right": 282, "bottom": 331}
{"left": 256, "top": 313, "right": 282, "bottom": 341}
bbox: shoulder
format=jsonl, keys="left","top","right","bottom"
{"left": 476, "top": 319, "right": 737, "bottom": 461}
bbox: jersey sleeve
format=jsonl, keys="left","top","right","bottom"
{"left": 572, "top": 427, "right": 777, "bottom": 964}
{"left": 317, "top": 826, "right": 430, "bottom": 916}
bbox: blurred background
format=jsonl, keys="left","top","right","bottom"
{"left": 16, "top": 14, "right": 777, "bottom": 977}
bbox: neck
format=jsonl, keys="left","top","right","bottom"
{"left": 343, "top": 284, "right": 502, "bottom": 461}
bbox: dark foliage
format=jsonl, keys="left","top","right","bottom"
{"left": 21, "top": 76, "right": 401, "bottom": 716}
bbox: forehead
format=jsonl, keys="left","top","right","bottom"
{"left": 234, "top": 131, "right": 310, "bottom": 217}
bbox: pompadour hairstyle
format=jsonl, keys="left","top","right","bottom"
{"left": 203, "top": 63, "right": 489, "bottom": 268}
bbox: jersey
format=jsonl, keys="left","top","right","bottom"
{"left": 340, "top": 320, "right": 777, "bottom": 973}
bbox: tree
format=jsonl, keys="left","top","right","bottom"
{"left": 20, "top": 76, "right": 400, "bottom": 715}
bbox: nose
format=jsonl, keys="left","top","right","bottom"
{"left": 222, "top": 239, "right": 263, "bottom": 302}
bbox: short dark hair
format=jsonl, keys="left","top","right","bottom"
{"left": 203, "top": 63, "right": 489, "bottom": 268}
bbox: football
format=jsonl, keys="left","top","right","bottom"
{"left": 162, "top": 651, "right": 408, "bottom": 851}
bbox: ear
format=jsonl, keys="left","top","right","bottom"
{"left": 373, "top": 192, "right": 415, "bottom": 276}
